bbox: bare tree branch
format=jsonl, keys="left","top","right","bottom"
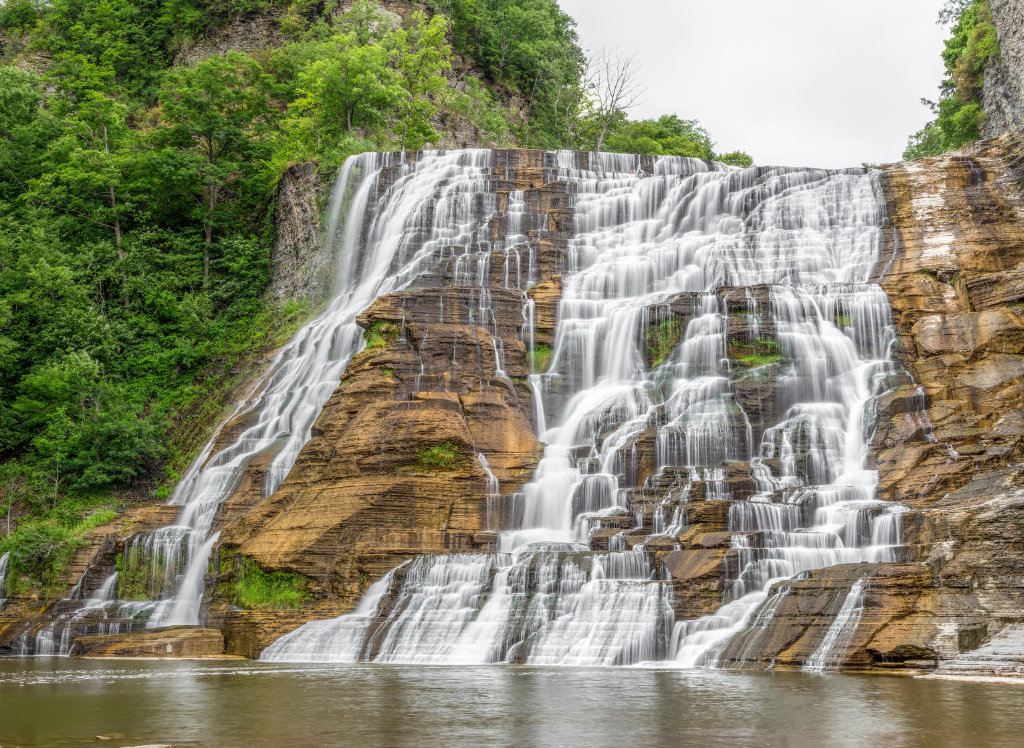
{"left": 589, "top": 46, "right": 647, "bottom": 152}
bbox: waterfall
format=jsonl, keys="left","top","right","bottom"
{"left": 0, "top": 551, "right": 8, "bottom": 610}
{"left": 12, "top": 568, "right": 125, "bottom": 656}
{"left": 251, "top": 150, "right": 906, "bottom": 667}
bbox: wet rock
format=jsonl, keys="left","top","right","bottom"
{"left": 70, "top": 627, "right": 226, "bottom": 658}
{"left": 268, "top": 162, "right": 330, "bottom": 307}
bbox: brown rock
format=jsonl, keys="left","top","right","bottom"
{"left": 70, "top": 627, "right": 226, "bottom": 659}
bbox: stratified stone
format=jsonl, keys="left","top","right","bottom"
{"left": 70, "top": 627, "right": 226, "bottom": 658}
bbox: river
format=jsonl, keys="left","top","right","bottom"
{"left": 0, "top": 659, "right": 1020, "bottom": 747}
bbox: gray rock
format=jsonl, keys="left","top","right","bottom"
{"left": 982, "top": 0, "right": 1024, "bottom": 137}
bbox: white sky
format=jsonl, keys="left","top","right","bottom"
{"left": 559, "top": 0, "right": 950, "bottom": 168}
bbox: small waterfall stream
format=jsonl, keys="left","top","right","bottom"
{"left": 261, "top": 150, "right": 913, "bottom": 668}
{"left": 0, "top": 551, "right": 9, "bottom": 610}
{"left": 803, "top": 577, "right": 868, "bottom": 672}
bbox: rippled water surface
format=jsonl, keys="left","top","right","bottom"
{"left": 0, "top": 659, "right": 1021, "bottom": 747}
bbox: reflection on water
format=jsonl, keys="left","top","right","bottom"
{"left": 0, "top": 659, "right": 1022, "bottom": 748}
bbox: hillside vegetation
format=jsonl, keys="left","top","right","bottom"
{"left": 904, "top": 0, "right": 1000, "bottom": 158}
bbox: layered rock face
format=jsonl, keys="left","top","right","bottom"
{"left": 982, "top": 0, "right": 1024, "bottom": 138}
{"left": 268, "top": 163, "right": 331, "bottom": 306}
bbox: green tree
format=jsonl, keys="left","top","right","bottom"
{"left": 428, "top": 0, "right": 582, "bottom": 149}
{"left": 0, "top": 462, "right": 29, "bottom": 536}
{"left": 605, "top": 115, "right": 716, "bottom": 159}
{"left": 293, "top": 33, "right": 398, "bottom": 141}
{"left": 157, "top": 51, "right": 276, "bottom": 287}
{"left": 904, "top": 0, "right": 999, "bottom": 159}
{"left": 392, "top": 12, "right": 452, "bottom": 151}
{"left": 32, "top": 408, "right": 78, "bottom": 507}
{"left": 34, "top": 56, "right": 134, "bottom": 258}
{"left": 0, "top": 68, "right": 60, "bottom": 207}
{"left": 32, "top": 0, "right": 172, "bottom": 103}
{"left": 716, "top": 151, "right": 754, "bottom": 168}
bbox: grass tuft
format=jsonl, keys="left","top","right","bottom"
{"left": 221, "top": 555, "right": 310, "bottom": 610}
{"left": 647, "top": 318, "right": 682, "bottom": 368}
{"left": 364, "top": 321, "right": 400, "bottom": 350}
{"left": 528, "top": 344, "right": 553, "bottom": 373}
{"left": 418, "top": 441, "right": 461, "bottom": 470}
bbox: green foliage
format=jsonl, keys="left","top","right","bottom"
{"left": 717, "top": 151, "right": 754, "bottom": 168}
{"left": 80, "top": 507, "right": 118, "bottom": 530}
{"left": 438, "top": 78, "right": 519, "bottom": 147}
{"left": 904, "top": 0, "right": 999, "bottom": 159}
{"left": 222, "top": 555, "right": 309, "bottom": 610}
{"left": 646, "top": 318, "right": 681, "bottom": 368}
{"left": 0, "top": 521, "right": 84, "bottom": 597}
{"left": 157, "top": 51, "right": 278, "bottom": 284}
{"left": 418, "top": 441, "right": 461, "bottom": 469}
{"left": 590, "top": 114, "right": 753, "bottom": 164}
{"left": 606, "top": 116, "right": 715, "bottom": 160}
{"left": 528, "top": 343, "right": 552, "bottom": 373}
{"left": 364, "top": 321, "right": 400, "bottom": 349}
{"left": 0, "top": 505, "right": 117, "bottom": 598}
{"left": 429, "top": 0, "right": 582, "bottom": 149}
{"left": 429, "top": 0, "right": 577, "bottom": 93}
{"left": 116, "top": 548, "right": 154, "bottom": 600}
{"left": 730, "top": 337, "right": 783, "bottom": 369}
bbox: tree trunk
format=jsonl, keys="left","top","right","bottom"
{"left": 109, "top": 184, "right": 122, "bottom": 259}
{"left": 204, "top": 184, "right": 217, "bottom": 288}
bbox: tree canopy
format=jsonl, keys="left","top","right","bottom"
{"left": 904, "top": 0, "right": 999, "bottom": 160}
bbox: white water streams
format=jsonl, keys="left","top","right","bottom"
{"left": 252, "top": 150, "right": 910, "bottom": 667}
{"left": 260, "top": 562, "right": 408, "bottom": 662}
{"left": 19, "top": 570, "right": 124, "bottom": 656}
{"left": 0, "top": 551, "right": 9, "bottom": 610}
{"left": 803, "top": 577, "right": 868, "bottom": 672}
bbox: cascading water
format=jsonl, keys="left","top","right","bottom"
{"left": 139, "top": 150, "right": 512, "bottom": 627}
{"left": 264, "top": 149, "right": 912, "bottom": 668}
{"left": 0, "top": 551, "right": 9, "bottom": 610}
{"left": 260, "top": 562, "right": 409, "bottom": 663}
{"left": 803, "top": 577, "right": 867, "bottom": 672}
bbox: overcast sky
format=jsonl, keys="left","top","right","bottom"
{"left": 559, "top": 0, "right": 950, "bottom": 168}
